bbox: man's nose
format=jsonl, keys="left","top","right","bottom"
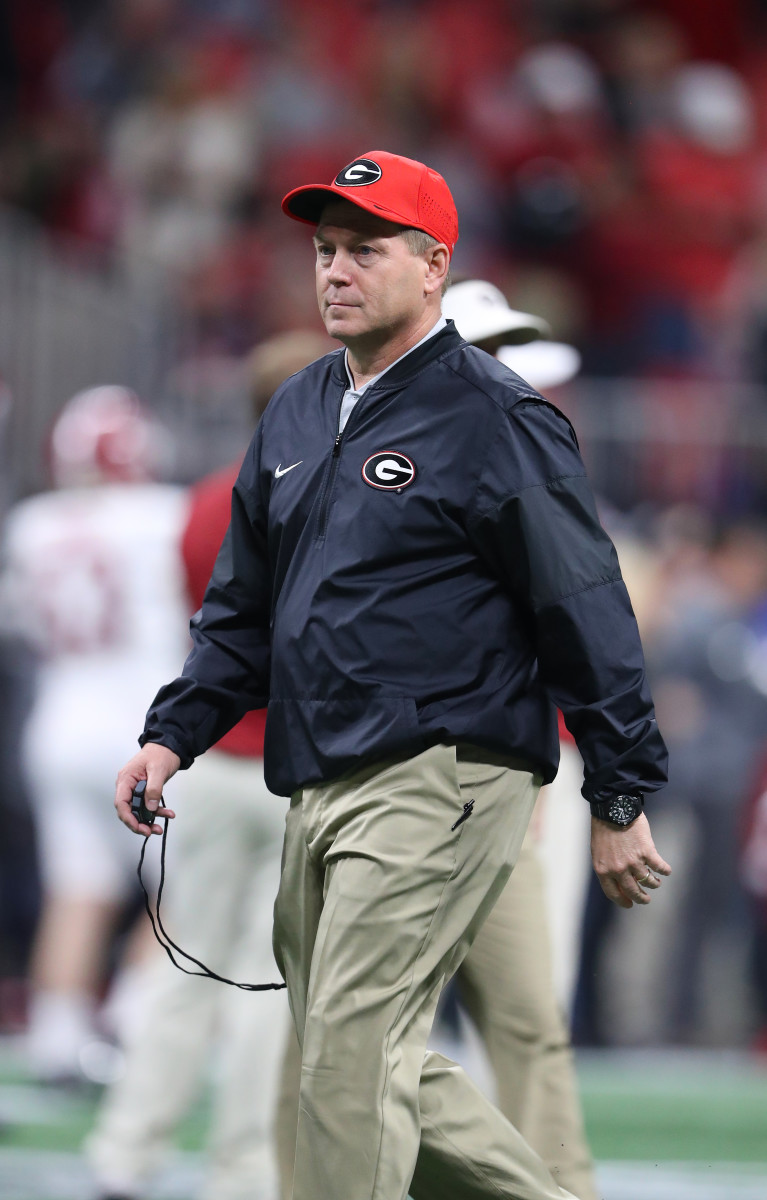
{"left": 326, "top": 250, "right": 353, "bottom": 285}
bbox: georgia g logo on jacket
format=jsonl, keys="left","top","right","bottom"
{"left": 362, "top": 451, "right": 417, "bottom": 491}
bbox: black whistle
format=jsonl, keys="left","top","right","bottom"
{"left": 131, "top": 779, "right": 159, "bottom": 827}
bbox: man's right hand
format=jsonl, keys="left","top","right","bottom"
{"left": 114, "top": 743, "right": 181, "bottom": 835}
{"left": 590, "top": 812, "right": 671, "bottom": 909}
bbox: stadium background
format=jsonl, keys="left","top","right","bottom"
{"left": 1, "top": 1, "right": 767, "bottom": 1197}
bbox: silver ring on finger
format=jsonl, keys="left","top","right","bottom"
{"left": 636, "top": 870, "right": 652, "bottom": 885}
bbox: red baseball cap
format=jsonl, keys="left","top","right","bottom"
{"left": 281, "top": 150, "right": 459, "bottom": 257}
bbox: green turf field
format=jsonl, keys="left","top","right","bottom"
{"left": 1, "top": 1039, "right": 765, "bottom": 1199}
{"left": 578, "top": 1050, "right": 767, "bottom": 1163}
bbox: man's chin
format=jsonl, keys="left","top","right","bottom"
{"left": 323, "top": 310, "right": 365, "bottom": 339}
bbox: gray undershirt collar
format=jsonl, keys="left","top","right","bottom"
{"left": 339, "top": 316, "right": 447, "bottom": 434}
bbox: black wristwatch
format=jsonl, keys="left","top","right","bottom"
{"left": 589, "top": 793, "right": 644, "bottom": 827}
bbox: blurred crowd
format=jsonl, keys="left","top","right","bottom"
{"left": 0, "top": 6, "right": 767, "bottom": 1193}
{"left": 5, "top": 0, "right": 767, "bottom": 379}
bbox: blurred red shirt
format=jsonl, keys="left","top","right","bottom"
{"left": 181, "top": 464, "right": 267, "bottom": 759}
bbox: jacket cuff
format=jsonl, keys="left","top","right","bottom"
{"left": 582, "top": 784, "right": 645, "bottom": 804}
{"left": 138, "top": 731, "right": 194, "bottom": 771}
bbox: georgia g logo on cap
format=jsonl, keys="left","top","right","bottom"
{"left": 362, "top": 451, "right": 416, "bottom": 491}
{"left": 335, "top": 158, "right": 383, "bottom": 187}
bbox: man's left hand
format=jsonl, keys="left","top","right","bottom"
{"left": 590, "top": 812, "right": 671, "bottom": 908}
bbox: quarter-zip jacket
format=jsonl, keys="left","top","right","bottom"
{"left": 142, "top": 322, "right": 668, "bottom": 800}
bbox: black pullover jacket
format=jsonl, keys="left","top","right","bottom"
{"left": 141, "top": 322, "right": 668, "bottom": 801}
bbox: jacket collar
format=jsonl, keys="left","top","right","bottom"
{"left": 329, "top": 320, "right": 464, "bottom": 391}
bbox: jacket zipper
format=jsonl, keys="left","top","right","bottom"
{"left": 316, "top": 430, "right": 343, "bottom": 539}
{"left": 316, "top": 381, "right": 348, "bottom": 540}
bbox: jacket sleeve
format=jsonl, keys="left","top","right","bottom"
{"left": 468, "top": 397, "right": 668, "bottom": 801}
{"left": 140, "top": 429, "right": 271, "bottom": 768}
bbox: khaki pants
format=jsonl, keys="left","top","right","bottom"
{"left": 272, "top": 742, "right": 577, "bottom": 1200}
{"left": 274, "top": 834, "right": 596, "bottom": 1200}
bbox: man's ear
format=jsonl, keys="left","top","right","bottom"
{"left": 424, "top": 244, "right": 450, "bottom": 296}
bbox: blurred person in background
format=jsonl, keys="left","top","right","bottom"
{"left": 649, "top": 518, "right": 767, "bottom": 1043}
{"left": 86, "top": 330, "right": 330, "bottom": 1200}
{"left": 444, "top": 278, "right": 593, "bottom": 1192}
{"left": 570, "top": 506, "right": 708, "bottom": 1047}
{"left": 427, "top": 279, "right": 588, "bottom": 1008}
{"left": 0, "top": 385, "right": 189, "bottom": 1083}
{"left": 106, "top": 36, "right": 262, "bottom": 277}
{"left": 624, "top": 57, "right": 761, "bottom": 376}
{"left": 274, "top": 281, "right": 597, "bottom": 1200}
{"left": 575, "top": 512, "right": 767, "bottom": 1048}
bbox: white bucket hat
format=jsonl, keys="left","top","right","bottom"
{"left": 442, "top": 280, "right": 551, "bottom": 345}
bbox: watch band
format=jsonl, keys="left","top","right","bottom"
{"left": 589, "top": 793, "right": 644, "bottom": 826}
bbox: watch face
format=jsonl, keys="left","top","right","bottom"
{"left": 609, "top": 796, "right": 639, "bottom": 824}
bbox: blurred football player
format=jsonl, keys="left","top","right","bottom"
{"left": 1, "top": 385, "right": 189, "bottom": 1082}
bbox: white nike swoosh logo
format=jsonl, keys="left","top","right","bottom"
{"left": 275, "top": 461, "right": 303, "bottom": 478}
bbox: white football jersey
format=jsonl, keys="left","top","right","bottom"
{"left": 1, "top": 482, "right": 191, "bottom": 752}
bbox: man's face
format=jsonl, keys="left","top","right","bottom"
{"left": 313, "top": 200, "right": 430, "bottom": 345}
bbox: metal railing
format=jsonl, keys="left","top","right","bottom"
{"left": 0, "top": 207, "right": 215, "bottom": 504}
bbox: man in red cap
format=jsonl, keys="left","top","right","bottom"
{"left": 114, "top": 150, "right": 669, "bottom": 1200}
